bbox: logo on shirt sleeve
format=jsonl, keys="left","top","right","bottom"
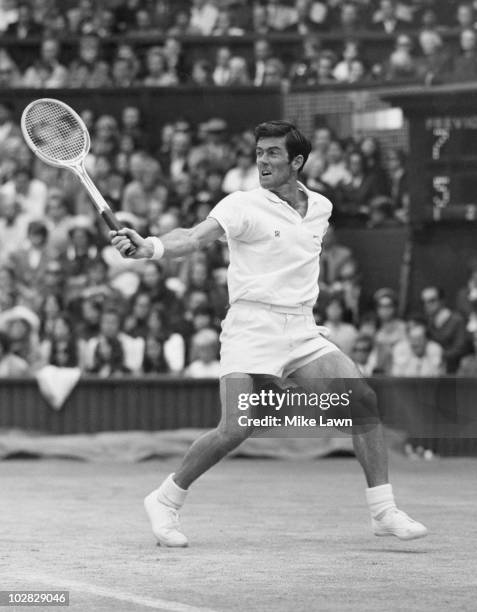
{"left": 274, "top": 230, "right": 281, "bottom": 237}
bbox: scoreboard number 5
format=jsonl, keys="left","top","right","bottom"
{"left": 432, "top": 175, "right": 450, "bottom": 208}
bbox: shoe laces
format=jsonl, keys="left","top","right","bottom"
{"left": 381, "top": 507, "right": 415, "bottom": 523}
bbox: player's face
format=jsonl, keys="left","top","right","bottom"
{"left": 256, "top": 136, "right": 295, "bottom": 189}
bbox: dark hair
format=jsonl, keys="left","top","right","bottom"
{"left": 28, "top": 220, "right": 48, "bottom": 239}
{"left": 0, "top": 331, "right": 11, "bottom": 354}
{"left": 254, "top": 120, "right": 312, "bottom": 171}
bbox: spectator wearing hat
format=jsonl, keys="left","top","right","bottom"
{"left": 421, "top": 286, "right": 470, "bottom": 373}
{"left": 391, "top": 317, "right": 443, "bottom": 377}
{"left": 0, "top": 330, "right": 29, "bottom": 377}
{"left": 0, "top": 305, "right": 42, "bottom": 369}
{"left": 184, "top": 328, "right": 220, "bottom": 378}
{"left": 373, "top": 288, "right": 406, "bottom": 374}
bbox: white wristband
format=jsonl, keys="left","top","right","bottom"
{"left": 146, "top": 236, "right": 165, "bottom": 260}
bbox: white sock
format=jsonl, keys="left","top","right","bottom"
{"left": 157, "top": 473, "right": 188, "bottom": 509}
{"left": 365, "top": 483, "right": 396, "bottom": 518}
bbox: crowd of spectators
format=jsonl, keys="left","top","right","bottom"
{"left": 0, "top": 94, "right": 475, "bottom": 381}
{"left": 0, "top": 0, "right": 476, "bottom": 381}
{"left": 1, "top": 1, "right": 477, "bottom": 88}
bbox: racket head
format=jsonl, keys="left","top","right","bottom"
{"left": 21, "top": 98, "right": 90, "bottom": 169}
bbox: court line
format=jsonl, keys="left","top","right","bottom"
{"left": 4, "top": 572, "right": 218, "bottom": 612}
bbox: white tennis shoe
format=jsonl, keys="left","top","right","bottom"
{"left": 372, "top": 507, "right": 428, "bottom": 541}
{"left": 144, "top": 489, "right": 188, "bottom": 547}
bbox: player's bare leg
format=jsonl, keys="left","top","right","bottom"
{"left": 289, "top": 350, "right": 428, "bottom": 540}
{"left": 144, "top": 373, "right": 255, "bottom": 547}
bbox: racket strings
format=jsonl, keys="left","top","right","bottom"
{"left": 24, "top": 101, "right": 87, "bottom": 162}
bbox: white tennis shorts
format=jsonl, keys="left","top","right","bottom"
{"left": 219, "top": 300, "right": 339, "bottom": 378}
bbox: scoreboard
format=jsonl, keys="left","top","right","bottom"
{"left": 426, "top": 114, "right": 477, "bottom": 221}
{"left": 384, "top": 84, "right": 477, "bottom": 224}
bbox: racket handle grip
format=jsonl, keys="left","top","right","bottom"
{"left": 101, "top": 209, "right": 136, "bottom": 256}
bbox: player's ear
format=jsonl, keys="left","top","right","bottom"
{"left": 291, "top": 155, "right": 304, "bottom": 171}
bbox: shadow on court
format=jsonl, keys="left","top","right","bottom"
{"left": 0, "top": 455, "right": 476, "bottom": 612}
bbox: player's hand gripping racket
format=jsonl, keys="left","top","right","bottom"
{"left": 21, "top": 98, "right": 135, "bottom": 255}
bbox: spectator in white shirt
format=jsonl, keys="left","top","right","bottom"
{"left": 222, "top": 148, "right": 260, "bottom": 193}
{"left": 1, "top": 167, "right": 48, "bottom": 218}
{"left": 185, "top": 328, "right": 220, "bottom": 378}
{"left": 212, "top": 47, "right": 232, "bottom": 86}
{"left": 189, "top": 0, "right": 219, "bottom": 35}
{"left": 22, "top": 38, "right": 68, "bottom": 88}
{"left": 321, "top": 140, "right": 351, "bottom": 188}
{"left": 324, "top": 295, "right": 358, "bottom": 356}
{"left": 391, "top": 318, "right": 443, "bottom": 377}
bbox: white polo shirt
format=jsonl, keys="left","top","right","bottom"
{"left": 208, "top": 182, "right": 332, "bottom": 307}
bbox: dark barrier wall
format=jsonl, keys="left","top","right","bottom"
{"left": 0, "top": 377, "right": 476, "bottom": 456}
{"left": 4, "top": 87, "right": 283, "bottom": 146}
{"left": 336, "top": 228, "right": 408, "bottom": 299}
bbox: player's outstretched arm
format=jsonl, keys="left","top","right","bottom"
{"left": 110, "top": 218, "right": 225, "bottom": 260}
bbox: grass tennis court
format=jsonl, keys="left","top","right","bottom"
{"left": 1, "top": 455, "right": 476, "bottom": 612}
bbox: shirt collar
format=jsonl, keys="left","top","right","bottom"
{"left": 260, "top": 181, "right": 317, "bottom": 205}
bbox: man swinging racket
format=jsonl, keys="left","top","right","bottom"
{"left": 111, "top": 121, "right": 428, "bottom": 547}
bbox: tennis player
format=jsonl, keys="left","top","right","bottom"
{"left": 111, "top": 121, "right": 428, "bottom": 546}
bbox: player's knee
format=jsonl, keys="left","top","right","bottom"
{"left": 216, "top": 421, "right": 253, "bottom": 449}
{"left": 350, "top": 381, "right": 380, "bottom": 425}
